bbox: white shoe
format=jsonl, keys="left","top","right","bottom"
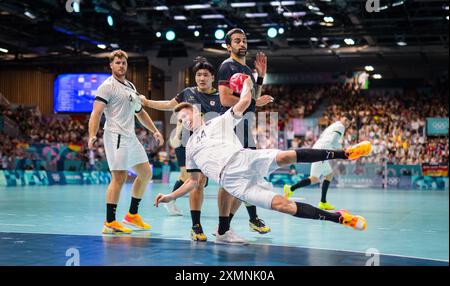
{"left": 228, "top": 229, "right": 248, "bottom": 244}
{"left": 164, "top": 200, "right": 183, "bottom": 216}
{"left": 214, "top": 229, "right": 247, "bottom": 245}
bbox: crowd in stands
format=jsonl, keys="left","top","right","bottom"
{"left": 0, "top": 105, "right": 160, "bottom": 171}
{"left": 1, "top": 77, "right": 448, "bottom": 171}
{"left": 255, "top": 79, "right": 448, "bottom": 165}
{"left": 319, "top": 80, "right": 449, "bottom": 164}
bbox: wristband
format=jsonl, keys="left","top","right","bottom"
{"left": 257, "top": 76, "right": 264, "bottom": 85}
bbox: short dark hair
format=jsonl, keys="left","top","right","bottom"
{"left": 225, "top": 28, "right": 246, "bottom": 46}
{"left": 343, "top": 113, "right": 353, "bottom": 121}
{"left": 193, "top": 56, "right": 215, "bottom": 75}
{"left": 174, "top": 102, "right": 194, "bottom": 113}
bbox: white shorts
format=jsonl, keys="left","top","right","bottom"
{"left": 310, "top": 161, "right": 333, "bottom": 178}
{"left": 103, "top": 130, "right": 148, "bottom": 171}
{"left": 221, "top": 149, "right": 281, "bottom": 210}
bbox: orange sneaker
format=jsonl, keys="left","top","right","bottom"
{"left": 336, "top": 209, "right": 367, "bottom": 231}
{"left": 123, "top": 213, "right": 151, "bottom": 230}
{"left": 102, "top": 220, "right": 132, "bottom": 234}
{"left": 345, "top": 141, "right": 372, "bottom": 160}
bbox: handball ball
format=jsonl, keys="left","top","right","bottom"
{"left": 229, "top": 73, "right": 250, "bottom": 94}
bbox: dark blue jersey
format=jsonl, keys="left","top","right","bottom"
{"left": 217, "top": 57, "right": 256, "bottom": 114}
{"left": 175, "top": 87, "right": 222, "bottom": 117}
{"left": 174, "top": 86, "right": 222, "bottom": 150}
{"left": 217, "top": 57, "right": 257, "bottom": 148}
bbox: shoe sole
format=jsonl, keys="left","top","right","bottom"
{"left": 191, "top": 236, "right": 207, "bottom": 242}
{"left": 122, "top": 220, "right": 151, "bottom": 231}
{"left": 102, "top": 227, "right": 132, "bottom": 235}
{"left": 250, "top": 227, "right": 271, "bottom": 234}
{"left": 214, "top": 240, "right": 248, "bottom": 245}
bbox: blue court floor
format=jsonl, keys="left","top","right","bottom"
{"left": 0, "top": 182, "right": 448, "bottom": 266}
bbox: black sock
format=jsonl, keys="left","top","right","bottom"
{"left": 246, "top": 205, "right": 258, "bottom": 221}
{"left": 191, "top": 210, "right": 201, "bottom": 226}
{"left": 218, "top": 216, "right": 230, "bottom": 235}
{"left": 106, "top": 203, "right": 117, "bottom": 223}
{"left": 296, "top": 148, "right": 347, "bottom": 163}
{"left": 129, "top": 197, "right": 141, "bottom": 215}
{"left": 172, "top": 179, "right": 184, "bottom": 192}
{"left": 291, "top": 178, "right": 312, "bottom": 191}
{"left": 229, "top": 213, "right": 235, "bottom": 223}
{"left": 321, "top": 180, "right": 330, "bottom": 203}
{"left": 293, "top": 202, "right": 340, "bottom": 223}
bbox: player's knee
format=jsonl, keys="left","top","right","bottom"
{"left": 324, "top": 174, "right": 333, "bottom": 181}
{"left": 271, "top": 195, "right": 295, "bottom": 214}
{"left": 310, "top": 176, "right": 320, "bottom": 184}
{"left": 138, "top": 170, "right": 152, "bottom": 182}
{"left": 112, "top": 172, "right": 127, "bottom": 185}
{"left": 276, "top": 152, "right": 292, "bottom": 165}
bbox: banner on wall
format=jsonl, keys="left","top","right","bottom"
{"left": 0, "top": 170, "right": 112, "bottom": 187}
{"left": 422, "top": 163, "right": 448, "bottom": 177}
{"left": 426, "top": 117, "right": 449, "bottom": 136}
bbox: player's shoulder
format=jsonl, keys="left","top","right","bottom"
{"left": 97, "top": 76, "right": 114, "bottom": 90}
{"left": 218, "top": 58, "right": 234, "bottom": 70}
{"left": 178, "top": 87, "right": 194, "bottom": 96}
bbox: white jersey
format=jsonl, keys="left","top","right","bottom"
{"left": 94, "top": 76, "right": 141, "bottom": 138}
{"left": 313, "top": 121, "right": 345, "bottom": 149}
{"left": 185, "top": 109, "right": 244, "bottom": 183}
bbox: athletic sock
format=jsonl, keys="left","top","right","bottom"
{"left": 218, "top": 216, "right": 230, "bottom": 235}
{"left": 246, "top": 205, "right": 258, "bottom": 221}
{"left": 129, "top": 197, "right": 141, "bottom": 215}
{"left": 321, "top": 180, "right": 331, "bottom": 203}
{"left": 106, "top": 203, "right": 117, "bottom": 223}
{"left": 296, "top": 148, "right": 347, "bottom": 163}
{"left": 191, "top": 210, "right": 201, "bottom": 226}
{"left": 229, "top": 213, "right": 235, "bottom": 223}
{"left": 172, "top": 179, "right": 184, "bottom": 192}
{"left": 293, "top": 202, "right": 340, "bottom": 223}
{"left": 291, "top": 178, "right": 312, "bottom": 191}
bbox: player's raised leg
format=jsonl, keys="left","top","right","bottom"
{"left": 276, "top": 141, "right": 372, "bottom": 167}
{"left": 270, "top": 195, "right": 366, "bottom": 230}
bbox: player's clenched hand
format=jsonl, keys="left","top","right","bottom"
{"left": 154, "top": 193, "right": 172, "bottom": 207}
{"left": 256, "top": 95, "right": 274, "bottom": 107}
{"left": 153, "top": 131, "right": 164, "bottom": 146}
{"left": 88, "top": 136, "right": 97, "bottom": 149}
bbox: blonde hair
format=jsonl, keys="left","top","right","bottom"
{"left": 109, "top": 50, "right": 128, "bottom": 63}
{"left": 173, "top": 102, "right": 194, "bottom": 113}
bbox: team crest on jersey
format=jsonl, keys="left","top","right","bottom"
{"left": 210, "top": 101, "right": 216, "bottom": 106}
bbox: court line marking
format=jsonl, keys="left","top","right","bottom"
{"left": 0, "top": 230, "right": 447, "bottom": 263}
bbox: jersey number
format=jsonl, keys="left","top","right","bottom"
{"left": 196, "top": 130, "right": 207, "bottom": 143}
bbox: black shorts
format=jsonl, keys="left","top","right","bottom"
{"left": 174, "top": 146, "right": 186, "bottom": 167}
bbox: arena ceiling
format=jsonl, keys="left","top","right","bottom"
{"left": 0, "top": 0, "right": 448, "bottom": 76}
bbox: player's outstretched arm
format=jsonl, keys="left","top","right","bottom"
{"left": 232, "top": 77, "right": 253, "bottom": 117}
{"left": 140, "top": 96, "right": 178, "bottom": 111}
{"left": 154, "top": 172, "right": 201, "bottom": 206}
{"left": 88, "top": 101, "right": 106, "bottom": 149}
